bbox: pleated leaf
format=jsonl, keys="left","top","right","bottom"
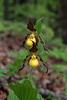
{"left": 8, "top": 89, "right": 19, "bottom": 100}
{"left": 10, "top": 80, "right": 38, "bottom": 100}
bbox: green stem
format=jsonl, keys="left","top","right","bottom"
{"left": 29, "top": 67, "right": 33, "bottom": 79}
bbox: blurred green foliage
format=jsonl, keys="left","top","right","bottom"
{"left": 42, "top": 25, "right": 54, "bottom": 42}
{"left": 49, "top": 47, "right": 67, "bottom": 62}
{"left": 0, "top": 0, "right": 60, "bottom": 38}
{"left": 49, "top": 37, "right": 67, "bottom": 63}
{"left": 53, "top": 64, "right": 67, "bottom": 72}
{"left": 0, "top": 20, "right": 28, "bottom": 34}
{"left": 50, "top": 38, "right": 67, "bottom": 47}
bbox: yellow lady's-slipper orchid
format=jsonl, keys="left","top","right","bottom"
{"left": 26, "top": 34, "right": 36, "bottom": 46}
{"left": 29, "top": 54, "right": 38, "bottom": 67}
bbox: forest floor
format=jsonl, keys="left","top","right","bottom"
{"left": 0, "top": 33, "right": 67, "bottom": 100}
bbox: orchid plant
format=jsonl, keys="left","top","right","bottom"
{"left": 8, "top": 18, "right": 49, "bottom": 100}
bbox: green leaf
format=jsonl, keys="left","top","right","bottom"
{"left": 37, "top": 39, "right": 44, "bottom": 55}
{"left": 29, "top": 79, "right": 36, "bottom": 89}
{"left": 8, "top": 79, "right": 44, "bottom": 100}
{"left": 33, "top": 76, "right": 39, "bottom": 81}
{"left": 10, "top": 79, "right": 38, "bottom": 100}
{"left": 35, "top": 17, "right": 43, "bottom": 35}
{"left": 8, "top": 90, "right": 19, "bottom": 100}
{"left": 0, "top": 74, "right": 7, "bottom": 77}
{"left": 19, "top": 50, "right": 28, "bottom": 57}
{"left": 37, "top": 94, "right": 44, "bottom": 100}
{"left": 11, "top": 51, "right": 17, "bottom": 57}
{"left": 0, "top": 68, "right": 8, "bottom": 77}
{"left": 61, "top": 74, "right": 67, "bottom": 95}
{"left": 39, "top": 33, "right": 45, "bottom": 45}
{"left": 7, "top": 63, "right": 14, "bottom": 68}
{"left": 20, "top": 79, "right": 36, "bottom": 89}
{"left": 0, "top": 68, "right": 8, "bottom": 73}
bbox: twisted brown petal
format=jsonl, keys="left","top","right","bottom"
{"left": 43, "top": 62, "right": 48, "bottom": 73}
{"left": 38, "top": 35, "right": 44, "bottom": 44}
{"left": 44, "top": 47, "right": 50, "bottom": 55}
{"left": 35, "top": 54, "right": 48, "bottom": 73}
{"left": 18, "top": 54, "right": 32, "bottom": 73}
{"left": 18, "top": 64, "right": 25, "bottom": 74}
{"left": 29, "top": 41, "right": 38, "bottom": 53}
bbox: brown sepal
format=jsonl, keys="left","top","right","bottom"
{"left": 27, "top": 18, "right": 36, "bottom": 32}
